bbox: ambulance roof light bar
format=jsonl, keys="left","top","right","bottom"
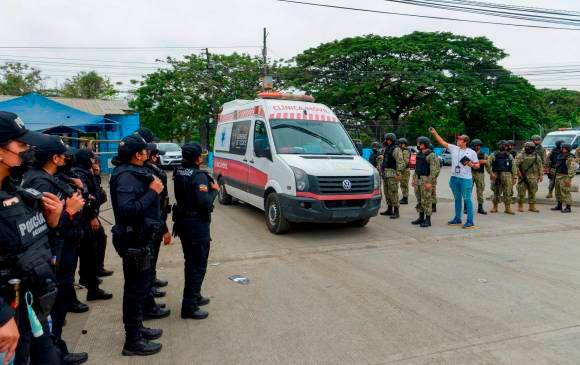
{"left": 257, "top": 91, "right": 316, "bottom": 103}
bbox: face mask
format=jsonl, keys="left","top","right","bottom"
{"left": 0, "top": 148, "right": 34, "bottom": 185}
{"left": 499, "top": 146, "right": 506, "bottom": 152}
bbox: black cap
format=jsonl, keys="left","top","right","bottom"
{"left": 182, "top": 143, "right": 203, "bottom": 161}
{"left": 135, "top": 128, "right": 159, "bottom": 143}
{"left": 0, "top": 111, "right": 50, "bottom": 146}
{"left": 118, "top": 134, "right": 148, "bottom": 156}
{"left": 34, "top": 135, "right": 68, "bottom": 156}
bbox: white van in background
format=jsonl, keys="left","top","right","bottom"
{"left": 213, "top": 92, "right": 381, "bottom": 234}
{"left": 542, "top": 128, "right": 580, "bottom": 172}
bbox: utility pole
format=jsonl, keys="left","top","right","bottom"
{"left": 204, "top": 48, "right": 214, "bottom": 150}
{"left": 261, "top": 27, "right": 273, "bottom": 90}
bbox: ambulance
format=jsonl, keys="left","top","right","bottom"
{"left": 213, "top": 92, "right": 381, "bottom": 234}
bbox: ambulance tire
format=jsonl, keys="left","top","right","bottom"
{"left": 265, "top": 193, "right": 291, "bottom": 234}
{"left": 218, "top": 179, "right": 233, "bottom": 205}
{"left": 348, "top": 218, "right": 370, "bottom": 228}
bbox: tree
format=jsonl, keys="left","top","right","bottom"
{"left": 0, "top": 62, "right": 43, "bottom": 95}
{"left": 60, "top": 71, "right": 118, "bottom": 99}
{"left": 539, "top": 89, "right": 580, "bottom": 130}
{"left": 130, "top": 53, "right": 265, "bottom": 145}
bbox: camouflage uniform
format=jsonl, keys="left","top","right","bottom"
{"left": 486, "top": 150, "right": 517, "bottom": 212}
{"left": 400, "top": 148, "right": 410, "bottom": 200}
{"left": 377, "top": 146, "right": 405, "bottom": 208}
{"left": 472, "top": 150, "right": 487, "bottom": 205}
{"left": 555, "top": 152, "right": 576, "bottom": 207}
{"left": 413, "top": 150, "right": 440, "bottom": 216}
{"left": 515, "top": 148, "right": 543, "bottom": 208}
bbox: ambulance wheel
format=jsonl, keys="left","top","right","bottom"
{"left": 348, "top": 218, "right": 370, "bottom": 227}
{"left": 265, "top": 193, "right": 290, "bottom": 234}
{"left": 218, "top": 180, "right": 233, "bottom": 205}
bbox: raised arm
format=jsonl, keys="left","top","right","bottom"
{"left": 429, "top": 128, "right": 448, "bottom": 149}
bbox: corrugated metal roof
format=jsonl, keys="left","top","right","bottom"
{"left": 0, "top": 95, "right": 132, "bottom": 115}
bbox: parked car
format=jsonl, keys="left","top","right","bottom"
{"left": 439, "top": 149, "right": 452, "bottom": 166}
{"left": 157, "top": 142, "right": 182, "bottom": 168}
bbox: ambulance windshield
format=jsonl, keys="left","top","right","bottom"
{"left": 270, "top": 119, "right": 357, "bottom": 155}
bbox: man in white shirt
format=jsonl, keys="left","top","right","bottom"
{"left": 430, "top": 128, "right": 480, "bottom": 229}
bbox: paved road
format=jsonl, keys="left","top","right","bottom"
{"left": 65, "top": 168, "right": 580, "bottom": 364}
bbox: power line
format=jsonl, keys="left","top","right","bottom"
{"left": 421, "top": 0, "right": 580, "bottom": 17}
{"left": 277, "top": 0, "right": 580, "bottom": 30}
{"left": 0, "top": 45, "right": 262, "bottom": 50}
{"left": 0, "top": 54, "right": 168, "bottom": 65}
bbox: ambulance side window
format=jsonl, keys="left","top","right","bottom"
{"left": 229, "top": 120, "right": 251, "bottom": 155}
{"left": 254, "top": 120, "right": 271, "bottom": 159}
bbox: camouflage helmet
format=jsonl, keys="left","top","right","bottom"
{"left": 498, "top": 140, "right": 507, "bottom": 147}
{"left": 371, "top": 141, "right": 380, "bottom": 149}
{"left": 506, "top": 140, "right": 515, "bottom": 146}
{"left": 384, "top": 133, "right": 397, "bottom": 142}
{"left": 524, "top": 141, "right": 535, "bottom": 149}
{"left": 531, "top": 135, "right": 541, "bottom": 141}
{"left": 417, "top": 136, "right": 431, "bottom": 147}
{"left": 561, "top": 143, "right": 572, "bottom": 152}
{"left": 398, "top": 137, "right": 408, "bottom": 146}
{"left": 471, "top": 139, "right": 482, "bottom": 148}
{"left": 555, "top": 140, "right": 564, "bottom": 148}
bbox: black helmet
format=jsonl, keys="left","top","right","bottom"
{"left": 555, "top": 140, "right": 564, "bottom": 148}
{"left": 506, "top": 140, "right": 515, "bottom": 146}
{"left": 384, "top": 133, "right": 396, "bottom": 142}
{"left": 471, "top": 139, "right": 482, "bottom": 148}
{"left": 561, "top": 143, "right": 572, "bottom": 152}
{"left": 531, "top": 135, "right": 541, "bottom": 141}
{"left": 417, "top": 136, "right": 431, "bottom": 147}
{"left": 498, "top": 140, "right": 507, "bottom": 147}
{"left": 398, "top": 137, "right": 408, "bottom": 146}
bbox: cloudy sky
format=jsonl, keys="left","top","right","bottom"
{"left": 1, "top": 0, "right": 579, "bottom": 93}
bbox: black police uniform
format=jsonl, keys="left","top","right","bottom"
{"left": 93, "top": 171, "right": 110, "bottom": 277}
{"left": 109, "top": 135, "right": 164, "bottom": 355}
{"left": 173, "top": 144, "right": 217, "bottom": 317}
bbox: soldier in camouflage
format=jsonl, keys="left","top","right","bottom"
{"left": 545, "top": 140, "right": 564, "bottom": 199}
{"left": 398, "top": 138, "right": 410, "bottom": 205}
{"left": 486, "top": 140, "right": 518, "bottom": 214}
{"left": 376, "top": 133, "right": 405, "bottom": 219}
{"left": 470, "top": 139, "right": 488, "bottom": 215}
{"left": 551, "top": 143, "right": 576, "bottom": 213}
{"left": 411, "top": 136, "right": 440, "bottom": 228}
{"left": 531, "top": 135, "right": 546, "bottom": 163}
{"left": 515, "top": 141, "right": 543, "bottom": 213}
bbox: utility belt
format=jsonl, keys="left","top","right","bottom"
{"left": 111, "top": 220, "right": 164, "bottom": 257}
{"left": 172, "top": 205, "right": 206, "bottom": 221}
{"left": 124, "top": 244, "right": 154, "bottom": 273}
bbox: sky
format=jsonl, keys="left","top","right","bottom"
{"left": 1, "top": 0, "right": 579, "bottom": 94}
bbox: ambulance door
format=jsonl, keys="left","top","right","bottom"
{"left": 246, "top": 119, "right": 272, "bottom": 208}
{"left": 226, "top": 120, "right": 251, "bottom": 203}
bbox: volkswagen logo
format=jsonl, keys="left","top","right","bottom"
{"left": 342, "top": 179, "right": 352, "bottom": 191}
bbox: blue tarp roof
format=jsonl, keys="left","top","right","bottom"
{"left": 0, "top": 92, "right": 104, "bottom": 131}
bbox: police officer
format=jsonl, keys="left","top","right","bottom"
{"left": 91, "top": 159, "right": 113, "bottom": 278}
{"left": 515, "top": 141, "right": 543, "bottom": 213}
{"left": 368, "top": 142, "right": 380, "bottom": 168}
{"left": 376, "top": 133, "right": 404, "bottom": 219}
{"left": 411, "top": 137, "right": 440, "bottom": 227}
{"left": 545, "top": 140, "right": 564, "bottom": 199}
{"left": 486, "top": 140, "right": 517, "bottom": 214}
{"left": 173, "top": 143, "right": 217, "bottom": 320}
{"left": 398, "top": 138, "right": 410, "bottom": 205}
{"left": 72, "top": 149, "right": 112, "bottom": 301}
{"left": 21, "top": 136, "right": 89, "bottom": 365}
{"left": 0, "top": 111, "right": 63, "bottom": 365}
{"left": 470, "top": 139, "right": 488, "bottom": 215}
{"left": 551, "top": 143, "right": 576, "bottom": 213}
{"left": 110, "top": 135, "right": 165, "bottom": 356}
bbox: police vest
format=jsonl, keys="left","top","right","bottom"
{"left": 556, "top": 153, "right": 573, "bottom": 174}
{"left": 492, "top": 152, "right": 512, "bottom": 172}
{"left": 0, "top": 187, "right": 57, "bottom": 318}
{"left": 109, "top": 163, "right": 154, "bottom": 227}
{"left": 173, "top": 166, "right": 212, "bottom": 217}
{"left": 475, "top": 152, "right": 486, "bottom": 173}
{"left": 550, "top": 150, "right": 561, "bottom": 167}
{"left": 415, "top": 151, "right": 432, "bottom": 177}
{"left": 145, "top": 162, "right": 170, "bottom": 220}
{"left": 519, "top": 154, "right": 539, "bottom": 173}
{"left": 381, "top": 145, "right": 397, "bottom": 169}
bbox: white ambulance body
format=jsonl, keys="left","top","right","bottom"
{"left": 213, "top": 92, "right": 381, "bottom": 234}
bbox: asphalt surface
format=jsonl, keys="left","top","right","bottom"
{"left": 64, "top": 167, "right": 580, "bottom": 364}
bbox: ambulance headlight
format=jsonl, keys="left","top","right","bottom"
{"left": 290, "top": 166, "right": 309, "bottom": 192}
{"left": 373, "top": 170, "right": 380, "bottom": 190}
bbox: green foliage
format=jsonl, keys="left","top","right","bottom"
{"left": 59, "top": 71, "right": 118, "bottom": 99}
{"left": 0, "top": 62, "right": 43, "bottom": 95}
{"left": 539, "top": 89, "right": 580, "bottom": 131}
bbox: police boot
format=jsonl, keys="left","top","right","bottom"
{"left": 63, "top": 352, "right": 88, "bottom": 365}
{"left": 551, "top": 202, "right": 562, "bottom": 211}
{"left": 390, "top": 207, "right": 400, "bottom": 219}
{"left": 477, "top": 204, "right": 487, "bottom": 215}
{"left": 490, "top": 202, "right": 498, "bottom": 213}
{"left": 86, "top": 288, "right": 113, "bottom": 301}
{"left": 143, "top": 306, "right": 171, "bottom": 321}
{"left": 411, "top": 213, "right": 425, "bottom": 225}
{"left": 380, "top": 205, "right": 393, "bottom": 216}
{"left": 517, "top": 202, "right": 524, "bottom": 212}
{"left": 195, "top": 295, "right": 211, "bottom": 306}
{"left": 432, "top": 203, "right": 437, "bottom": 213}
{"left": 151, "top": 287, "right": 166, "bottom": 298}
{"left": 153, "top": 278, "right": 168, "bottom": 288}
{"left": 529, "top": 203, "right": 540, "bottom": 213}
{"left": 399, "top": 196, "right": 408, "bottom": 205}
{"left": 98, "top": 268, "right": 114, "bottom": 278}
{"left": 505, "top": 203, "right": 515, "bottom": 215}
{"left": 181, "top": 306, "right": 209, "bottom": 320}
{"left": 141, "top": 327, "right": 163, "bottom": 341}
{"left": 420, "top": 215, "right": 431, "bottom": 228}
{"left": 122, "top": 337, "right": 162, "bottom": 356}
{"left": 562, "top": 205, "right": 572, "bottom": 213}
{"left": 68, "top": 300, "right": 89, "bottom": 314}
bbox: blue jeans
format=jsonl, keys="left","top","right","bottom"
{"left": 449, "top": 176, "right": 474, "bottom": 225}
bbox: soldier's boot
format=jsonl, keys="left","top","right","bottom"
{"left": 399, "top": 196, "right": 408, "bottom": 205}
{"left": 490, "top": 202, "right": 499, "bottom": 213}
{"left": 380, "top": 205, "right": 393, "bottom": 216}
{"left": 420, "top": 215, "right": 431, "bottom": 228}
{"left": 505, "top": 203, "right": 515, "bottom": 215}
{"left": 562, "top": 205, "right": 572, "bottom": 213}
{"left": 477, "top": 204, "right": 487, "bottom": 215}
{"left": 432, "top": 203, "right": 437, "bottom": 213}
{"left": 529, "top": 203, "right": 540, "bottom": 213}
{"left": 551, "top": 202, "right": 562, "bottom": 211}
{"left": 390, "top": 207, "right": 400, "bottom": 219}
{"left": 517, "top": 202, "right": 524, "bottom": 212}
{"left": 411, "top": 213, "right": 425, "bottom": 225}
{"left": 545, "top": 192, "right": 553, "bottom": 199}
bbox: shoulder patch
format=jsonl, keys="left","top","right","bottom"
{"left": 198, "top": 184, "right": 209, "bottom": 192}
